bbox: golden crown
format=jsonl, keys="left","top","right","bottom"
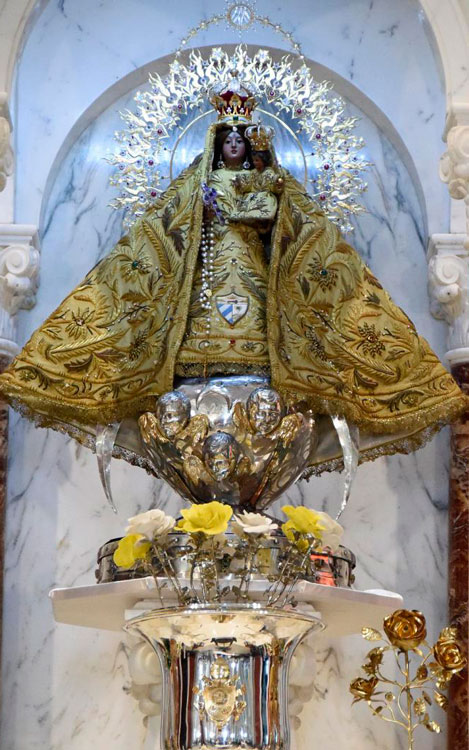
{"left": 245, "top": 123, "right": 275, "bottom": 150}
{"left": 210, "top": 78, "right": 257, "bottom": 125}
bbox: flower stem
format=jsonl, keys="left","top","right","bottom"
{"left": 211, "top": 537, "right": 221, "bottom": 600}
{"left": 404, "top": 651, "right": 414, "bottom": 750}
{"left": 152, "top": 543, "right": 187, "bottom": 604}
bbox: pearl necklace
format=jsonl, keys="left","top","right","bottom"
{"left": 199, "top": 218, "right": 215, "bottom": 348}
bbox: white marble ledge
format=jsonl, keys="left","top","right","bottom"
{"left": 50, "top": 578, "right": 403, "bottom": 638}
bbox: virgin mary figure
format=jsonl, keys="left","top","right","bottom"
{"left": 0, "top": 83, "right": 465, "bottom": 479}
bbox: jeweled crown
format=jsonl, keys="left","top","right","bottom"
{"left": 245, "top": 123, "right": 275, "bottom": 151}
{"left": 210, "top": 78, "right": 257, "bottom": 125}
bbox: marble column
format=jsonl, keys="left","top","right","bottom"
{"left": 0, "top": 93, "right": 13, "bottom": 195}
{"left": 0, "top": 376, "right": 8, "bottom": 658}
{"left": 447, "top": 360, "right": 469, "bottom": 747}
{"left": 0, "top": 224, "right": 40, "bottom": 661}
{"left": 428, "top": 234, "right": 469, "bottom": 750}
{"left": 440, "top": 121, "right": 469, "bottom": 238}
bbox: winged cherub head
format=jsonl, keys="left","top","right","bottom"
{"left": 247, "top": 387, "right": 284, "bottom": 435}
{"left": 156, "top": 391, "right": 191, "bottom": 439}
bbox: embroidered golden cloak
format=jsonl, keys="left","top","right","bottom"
{"left": 176, "top": 165, "right": 275, "bottom": 371}
{"left": 0, "top": 131, "right": 465, "bottom": 468}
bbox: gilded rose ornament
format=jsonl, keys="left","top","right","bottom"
{"left": 350, "top": 609, "right": 467, "bottom": 749}
{"left": 349, "top": 676, "right": 379, "bottom": 702}
{"left": 433, "top": 626, "right": 467, "bottom": 674}
{"left": 383, "top": 609, "right": 427, "bottom": 652}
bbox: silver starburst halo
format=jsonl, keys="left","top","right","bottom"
{"left": 109, "top": 45, "right": 370, "bottom": 233}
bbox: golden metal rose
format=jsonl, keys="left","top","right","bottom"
{"left": 433, "top": 637, "right": 467, "bottom": 673}
{"left": 349, "top": 676, "right": 379, "bottom": 701}
{"left": 352, "top": 610, "right": 464, "bottom": 745}
{"left": 383, "top": 609, "right": 426, "bottom": 651}
{"left": 362, "top": 647, "right": 384, "bottom": 675}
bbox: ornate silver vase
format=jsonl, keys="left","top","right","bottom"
{"left": 135, "top": 375, "right": 318, "bottom": 511}
{"left": 100, "top": 375, "right": 358, "bottom": 516}
{"left": 100, "top": 376, "right": 355, "bottom": 749}
{"left": 126, "top": 603, "right": 323, "bottom": 750}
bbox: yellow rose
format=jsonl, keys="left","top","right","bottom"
{"left": 113, "top": 534, "right": 151, "bottom": 569}
{"left": 176, "top": 501, "right": 233, "bottom": 536}
{"left": 383, "top": 609, "right": 427, "bottom": 651}
{"left": 349, "top": 676, "right": 378, "bottom": 701}
{"left": 281, "top": 505, "right": 325, "bottom": 541}
{"left": 433, "top": 637, "right": 467, "bottom": 673}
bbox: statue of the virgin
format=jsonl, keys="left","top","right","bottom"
{"left": 0, "top": 81, "right": 465, "bottom": 500}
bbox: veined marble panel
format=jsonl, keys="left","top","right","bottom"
{"left": 14, "top": 0, "right": 448, "bottom": 234}
{"left": 1, "top": 60, "right": 450, "bottom": 749}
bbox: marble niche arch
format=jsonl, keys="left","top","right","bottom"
{"left": 0, "top": 3, "right": 468, "bottom": 750}
{"left": 0, "top": 0, "right": 466, "bottom": 353}
{"left": 6, "top": 42, "right": 451, "bottom": 749}
{"left": 38, "top": 45, "right": 430, "bottom": 238}
{"left": 0, "top": 0, "right": 467, "bottom": 226}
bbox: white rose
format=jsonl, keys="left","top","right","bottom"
{"left": 315, "top": 511, "right": 343, "bottom": 552}
{"left": 232, "top": 511, "right": 278, "bottom": 536}
{"left": 125, "top": 509, "right": 175, "bottom": 540}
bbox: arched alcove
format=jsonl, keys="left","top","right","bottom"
{"left": 7, "top": 0, "right": 451, "bottom": 236}
{"left": 38, "top": 45, "right": 429, "bottom": 238}
{"left": 1, "top": 2, "right": 468, "bottom": 749}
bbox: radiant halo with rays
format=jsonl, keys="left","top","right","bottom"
{"left": 109, "top": 45, "right": 370, "bottom": 233}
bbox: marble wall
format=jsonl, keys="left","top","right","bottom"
{"left": 1, "top": 1, "right": 453, "bottom": 749}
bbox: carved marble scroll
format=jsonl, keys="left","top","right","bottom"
{"left": 0, "top": 224, "right": 40, "bottom": 359}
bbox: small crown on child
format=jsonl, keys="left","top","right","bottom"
{"left": 245, "top": 123, "right": 275, "bottom": 150}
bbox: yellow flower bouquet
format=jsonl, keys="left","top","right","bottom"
{"left": 112, "top": 502, "right": 345, "bottom": 606}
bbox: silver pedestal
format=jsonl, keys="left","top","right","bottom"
{"left": 126, "top": 603, "right": 323, "bottom": 749}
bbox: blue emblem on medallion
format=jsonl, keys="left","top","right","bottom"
{"left": 216, "top": 292, "right": 249, "bottom": 325}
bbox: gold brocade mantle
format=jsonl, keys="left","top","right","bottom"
{"left": 176, "top": 166, "right": 275, "bottom": 371}
{"left": 0, "top": 139, "right": 466, "bottom": 461}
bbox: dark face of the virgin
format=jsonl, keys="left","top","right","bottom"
{"left": 222, "top": 132, "right": 246, "bottom": 166}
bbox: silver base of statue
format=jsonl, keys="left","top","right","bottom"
{"left": 98, "top": 375, "right": 360, "bottom": 517}
{"left": 136, "top": 375, "right": 318, "bottom": 511}
{"left": 125, "top": 603, "right": 323, "bottom": 750}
